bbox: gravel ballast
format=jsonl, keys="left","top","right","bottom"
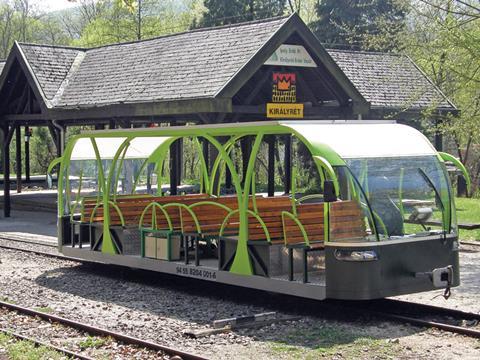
{"left": 1, "top": 244, "right": 480, "bottom": 359}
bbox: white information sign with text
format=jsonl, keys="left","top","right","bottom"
{"left": 265, "top": 44, "right": 317, "bottom": 68}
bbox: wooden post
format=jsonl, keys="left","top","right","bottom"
{"left": 170, "top": 139, "right": 178, "bottom": 195}
{"left": 2, "top": 125, "right": 14, "bottom": 217}
{"left": 25, "top": 126, "right": 30, "bottom": 183}
{"left": 15, "top": 125, "right": 22, "bottom": 193}
{"left": 241, "top": 137, "right": 252, "bottom": 187}
{"left": 434, "top": 114, "right": 443, "bottom": 151}
{"left": 284, "top": 135, "right": 292, "bottom": 194}
{"left": 267, "top": 136, "right": 275, "bottom": 197}
{"left": 177, "top": 138, "right": 183, "bottom": 186}
{"left": 202, "top": 139, "right": 209, "bottom": 171}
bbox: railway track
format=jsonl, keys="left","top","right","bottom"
{"left": 0, "top": 300, "right": 207, "bottom": 360}
{"left": 335, "top": 299, "right": 480, "bottom": 339}
{"left": 2, "top": 236, "right": 480, "bottom": 342}
{"left": 0, "top": 327, "right": 95, "bottom": 360}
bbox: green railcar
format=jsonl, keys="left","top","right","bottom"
{"left": 50, "top": 120, "right": 468, "bottom": 300}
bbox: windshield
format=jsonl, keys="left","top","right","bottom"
{"left": 340, "top": 156, "right": 453, "bottom": 240}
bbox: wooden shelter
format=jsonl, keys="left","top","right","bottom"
{"left": 0, "top": 13, "right": 456, "bottom": 217}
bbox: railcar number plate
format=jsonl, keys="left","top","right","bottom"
{"left": 176, "top": 266, "right": 217, "bottom": 280}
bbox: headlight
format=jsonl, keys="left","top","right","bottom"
{"left": 334, "top": 249, "right": 378, "bottom": 262}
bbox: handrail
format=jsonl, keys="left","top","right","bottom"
{"left": 113, "top": 143, "right": 130, "bottom": 201}
{"left": 219, "top": 209, "right": 271, "bottom": 243}
{"left": 346, "top": 168, "right": 380, "bottom": 241}
{"left": 189, "top": 200, "right": 233, "bottom": 214}
{"left": 208, "top": 134, "right": 245, "bottom": 195}
{"left": 47, "top": 156, "right": 62, "bottom": 175}
{"left": 251, "top": 172, "right": 258, "bottom": 213}
{"left": 439, "top": 152, "right": 471, "bottom": 193}
{"left": 281, "top": 211, "right": 310, "bottom": 246}
{"left": 138, "top": 202, "right": 173, "bottom": 231}
{"left": 69, "top": 168, "right": 84, "bottom": 221}
{"left": 89, "top": 201, "right": 126, "bottom": 227}
{"left": 291, "top": 165, "right": 297, "bottom": 216}
{"left": 297, "top": 194, "right": 324, "bottom": 204}
{"left": 163, "top": 202, "right": 201, "bottom": 234}
{"left": 194, "top": 137, "right": 211, "bottom": 195}
{"left": 313, "top": 155, "right": 340, "bottom": 197}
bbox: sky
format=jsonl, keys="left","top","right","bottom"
{"left": 42, "top": 0, "right": 79, "bottom": 12}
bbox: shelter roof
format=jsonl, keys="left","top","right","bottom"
{"left": 17, "top": 16, "right": 289, "bottom": 108}
{"left": 0, "top": 14, "right": 456, "bottom": 121}
{"left": 327, "top": 49, "right": 455, "bottom": 111}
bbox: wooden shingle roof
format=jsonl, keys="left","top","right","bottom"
{"left": 0, "top": 14, "right": 456, "bottom": 121}
{"left": 18, "top": 16, "right": 289, "bottom": 109}
{"left": 327, "top": 49, "right": 455, "bottom": 111}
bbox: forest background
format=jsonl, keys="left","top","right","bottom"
{"left": 0, "top": 0, "right": 479, "bottom": 195}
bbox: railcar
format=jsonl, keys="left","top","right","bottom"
{"left": 49, "top": 121, "right": 468, "bottom": 300}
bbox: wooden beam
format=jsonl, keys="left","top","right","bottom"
{"left": 284, "top": 135, "right": 291, "bottom": 194}
{"left": 25, "top": 126, "right": 30, "bottom": 182}
{"left": 1, "top": 125, "right": 15, "bottom": 218}
{"left": 1, "top": 114, "right": 47, "bottom": 121}
{"left": 169, "top": 139, "right": 178, "bottom": 195}
{"left": 268, "top": 136, "right": 275, "bottom": 197}
{"left": 15, "top": 126, "right": 21, "bottom": 193}
{"left": 14, "top": 82, "right": 29, "bottom": 114}
{"left": 0, "top": 63, "right": 24, "bottom": 110}
{"left": 232, "top": 69, "right": 272, "bottom": 123}
{"left": 48, "top": 98, "right": 232, "bottom": 121}
{"left": 233, "top": 104, "right": 344, "bottom": 118}
{"left": 296, "top": 72, "right": 319, "bottom": 105}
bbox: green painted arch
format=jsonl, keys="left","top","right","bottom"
{"left": 219, "top": 208, "right": 271, "bottom": 244}
{"left": 139, "top": 202, "right": 173, "bottom": 231}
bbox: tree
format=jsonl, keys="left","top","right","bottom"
{"left": 312, "top": 0, "right": 409, "bottom": 51}
{"left": 405, "top": 0, "right": 480, "bottom": 195}
{"left": 196, "top": 0, "right": 286, "bottom": 28}
{"left": 287, "top": 0, "right": 320, "bottom": 25}
{"left": 71, "top": 0, "right": 203, "bottom": 46}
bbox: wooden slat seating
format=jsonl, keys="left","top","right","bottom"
{"left": 280, "top": 200, "right": 366, "bottom": 282}
{"left": 83, "top": 194, "right": 210, "bottom": 228}
{"left": 329, "top": 200, "right": 366, "bottom": 241}
{"left": 214, "top": 196, "right": 294, "bottom": 243}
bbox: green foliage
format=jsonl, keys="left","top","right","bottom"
{"left": 455, "top": 197, "right": 480, "bottom": 241}
{"left": 312, "top": 0, "right": 409, "bottom": 51}
{"left": 0, "top": 332, "right": 63, "bottom": 360}
{"left": 405, "top": 0, "right": 480, "bottom": 194}
{"left": 72, "top": 0, "right": 204, "bottom": 46}
{"left": 196, "top": 0, "right": 286, "bottom": 28}
{"left": 78, "top": 336, "right": 106, "bottom": 350}
{"left": 29, "top": 127, "right": 56, "bottom": 174}
{"left": 270, "top": 324, "right": 401, "bottom": 358}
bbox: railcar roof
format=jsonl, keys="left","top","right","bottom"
{"left": 69, "top": 120, "right": 437, "bottom": 162}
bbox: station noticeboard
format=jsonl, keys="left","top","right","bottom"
{"left": 266, "top": 71, "right": 304, "bottom": 119}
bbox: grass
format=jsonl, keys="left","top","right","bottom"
{"left": 0, "top": 297, "right": 16, "bottom": 305}
{"left": 32, "top": 306, "right": 54, "bottom": 314}
{"left": 0, "top": 332, "right": 63, "bottom": 360}
{"left": 269, "top": 325, "right": 401, "bottom": 359}
{"left": 78, "top": 336, "right": 106, "bottom": 350}
{"left": 455, "top": 197, "right": 480, "bottom": 241}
